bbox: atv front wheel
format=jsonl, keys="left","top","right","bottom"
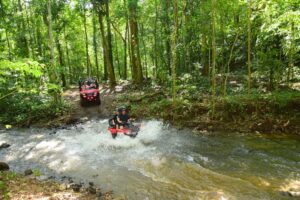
{"left": 80, "top": 97, "right": 87, "bottom": 107}
{"left": 95, "top": 96, "right": 101, "bottom": 105}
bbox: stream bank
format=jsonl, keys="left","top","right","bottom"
{"left": 110, "top": 86, "right": 300, "bottom": 135}
{"left": 0, "top": 170, "right": 113, "bottom": 200}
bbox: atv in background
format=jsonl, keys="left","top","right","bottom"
{"left": 79, "top": 78, "right": 101, "bottom": 106}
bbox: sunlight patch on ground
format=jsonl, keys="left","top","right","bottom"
{"left": 280, "top": 179, "right": 300, "bottom": 197}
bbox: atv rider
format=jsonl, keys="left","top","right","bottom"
{"left": 108, "top": 108, "right": 120, "bottom": 128}
{"left": 117, "top": 108, "right": 131, "bottom": 128}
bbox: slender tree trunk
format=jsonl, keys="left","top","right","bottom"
{"left": 47, "top": 0, "right": 56, "bottom": 81}
{"left": 287, "top": 22, "right": 295, "bottom": 83}
{"left": 0, "top": 0, "right": 12, "bottom": 60}
{"left": 97, "top": 8, "right": 116, "bottom": 87}
{"left": 127, "top": 20, "right": 133, "bottom": 79}
{"left": 105, "top": 1, "right": 114, "bottom": 77}
{"left": 82, "top": 2, "right": 91, "bottom": 77}
{"left": 114, "top": 32, "right": 121, "bottom": 78}
{"left": 92, "top": 11, "right": 100, "bottom": 80}
{"left": 124, "top": 23, "right": 128, "bottom": 79}
{"left": 201, "top": 35, "right": 209, "bottom": 76}
{"left": 55, "top": 35, "right": 66, "bottom": 87}
{"left": 24, "top": 2, "right": 35, "bottom": 59}
{"left": 140, "top": 24, "right": 148, "bottom": 79}
{"left": 163, "top": 0, "right": 172, "bottom": 76}
{"left": 153, "top": 0, "right": 158, "bottom": 79}
{"left": 17, "top": 0, "right": 29, "bottom": 57}
{"left": 128, "top": 0, "right": 143, "bottom": 84}
{"left": 211, "top": 0, "right": 217, "bottom": 117}
{"left": 36, "top": 17, "right": 43, "bottom": 58}
{"left": 172, "top": 0, "right": 179, "bottom": 103}
{"left": 247, "top": 0, "right": 252, "bottom": 95}
{"left": 63, "top": 27, "right": 72, "bottom": 84}
{"left": 5, "top": 29, "right": 12, "bottom": 61}
{"left": 224, "top": 31, "right": 239, "bottom": 96}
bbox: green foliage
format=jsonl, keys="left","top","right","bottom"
{"left": 32, "top": 169, "right": 42, "bottom": 177}
{"left": 0, "top": 172, "right": 17, "bottom": 200}
{"left": 0, "top": 60, "right": 67, "bottom": 125}
{"left": 219, "top": 90, "right": 300, "bottom": 119}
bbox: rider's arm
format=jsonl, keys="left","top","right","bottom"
{"left": 117, "top": 116, "right": 122, "bottom": 123}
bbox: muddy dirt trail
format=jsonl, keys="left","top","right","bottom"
{"left": 62, "top": 85, "right": 115, "bottom": 121}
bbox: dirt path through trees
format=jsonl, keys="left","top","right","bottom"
{"left": 62, "top": 85, "right": 114, "bottom": 122}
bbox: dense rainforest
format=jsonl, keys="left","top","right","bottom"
{"left": 1, "top": 1, "right": 300, "bottom": 199}
{"left": 0, "top": 0, "right": 299, "bottom": 129}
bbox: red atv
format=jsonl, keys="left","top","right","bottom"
{"left": 108, "top": 124, "right": 141, "bottom": 139}
{"left": 79, "top": 78, "right": 101, "bottom": 106}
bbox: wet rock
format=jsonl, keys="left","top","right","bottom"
{"left": 59, "top": 183, "right": 67, "bottom": 191}
{"left": 280, "top": 180, "right": 300, "bottom": 197}
{"left": 49, "top": 131, "right": 57, "bottom": 135}
{"left": 68, "top": 179, "right": 74, "bottom": 184}
{"left": 37, "top": 175, "right": 48, "bottom": 181}
{"left": 280, "top": 190, "right": 300, "bottom": 197}
{"left": 70, "top": 183, "right": 82, "bottom": 192}
{"left": 96, "top": 188, "right": 102, "bottom": 197}
{"left": 24, "top": 169, "right": 33, "bottom": 176}
{"left": 89, "top": 182, "right": 94, "bottom": 187}
{"left": 79, "top": 117, "right": 88, "bottom": 122}
{"left": 0, "top": 143, "right": 10, "bottom": 149}
{"left": 0, "top": 162, "right": 9, "bottom": 171}
{"left": 48, "top": 175, "right": 55, "bottom": 180}
{"left": 88, "top": 186, "right": 97, "bottom": 194}
{"left": 280, "top": 191, "right": 293, "bottom": 197}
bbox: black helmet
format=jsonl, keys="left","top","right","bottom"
{"left": 117, "top": 106, "right": 124, "bottom": 112}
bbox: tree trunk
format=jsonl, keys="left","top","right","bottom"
{"left": 287, "top": 22, "right": 295, "bottom": 83}
{"left": 17, "top": 0, "right": 29, "bottom": 57}
{"left": 82, "top": 1, "right": 91, "bottom": 77}
{"left": 105, "top": 1, "right": 114, "bottom": 77}
{"left": 247, "top": 0, "right": 252, "bottom": 95}
{"left": 92, "top": 10, "right": 100, "bottom": 81}
{"left": 114, "top": 32, "right": 121, "bottom": 78}
{"left": 140, "top": 24, "right": 148, "bottom": 79}
{"left": 162, "top": 0, "right": 172, "bottom": 76}
{"left": 96, "top": 5, "right": 116, "bottom": 87}
{"left": 47, "top": 0, "right": 56, "bottom": 82}
{"left": 153, "top": 0, "right": 158, "bottom": 79}
{"left": 172, "top": 0, "right": 179, "bottom": 103}
{"left": 55, "top": 35, "right": 66, "bottom": 87}
{"left": 63, "top": 27, "right": 72, "bottom": 83}
{"left": 124, "top": 23, "right": 128, "bottom": 79}
{"left": 211, "top": 0, "right": 217, "bottom": 117}
{"left": 128, "top": 0, "right": 143, "bottom": 84}
{"left": 201, "top": 35, "right": 209, "bottom": 76}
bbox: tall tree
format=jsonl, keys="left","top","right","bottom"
{"left": 128, "top": 0, "right": 143, "bottom": 84}
{"left": 80, "top": 0, "right": 92, "bottom": 77}
{"left": 247, "top": 0, "right": 252, "bottom": 95}
{"left": 171, "top": 0, "right": 179, "bottom": 103}
{"left": 92, "top": 10, "right": 100, "bottom": 80}
{"left": 211, "top": 0, "right": 217, "bottom": 117}
{"left": 93, "top": 0, "right": 116, "bottom": 87}
{"left": 47, "top": 0, "right": 56, "bottom": 82}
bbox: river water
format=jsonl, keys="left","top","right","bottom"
{"left": 0, "top": 120, "right": 299, "bottom": 200}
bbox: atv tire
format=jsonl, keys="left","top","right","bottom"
{"left": 95, "top": 96, "right": 101, "bottom": 105}
{"left": 80, "top": 97, "right": 87, "bottom": 107}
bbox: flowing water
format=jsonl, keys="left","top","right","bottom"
{"left": 0, "top": 120, "right": 299, "bottom": 200}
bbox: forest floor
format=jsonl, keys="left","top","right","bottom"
{"left": 0, "top": 171, "right": 113, "bottom": 200}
